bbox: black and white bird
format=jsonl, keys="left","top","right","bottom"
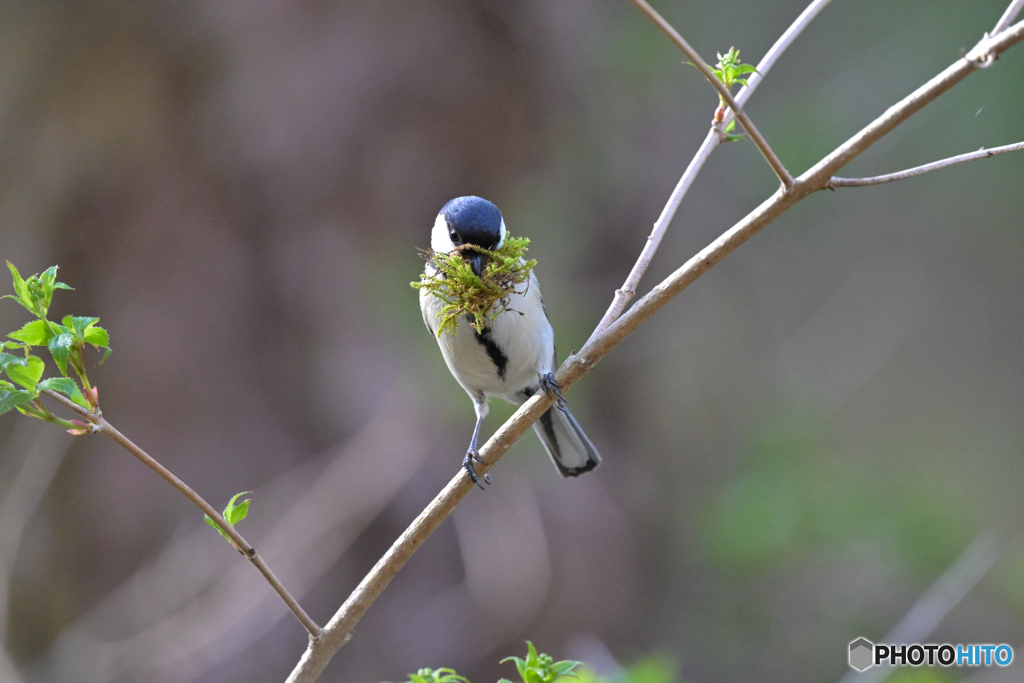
{"left": 419, "top": 195, "right": 601, "bottom": 486}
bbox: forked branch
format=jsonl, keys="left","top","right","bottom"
{"left": 593, "top": 0, "right": 835, "bottom": 336}
{"left": 287, "top": 9, "right": 1024, "bottom": 683}
{"left": 626, "top": 0, "right": 794, "bottom": 190}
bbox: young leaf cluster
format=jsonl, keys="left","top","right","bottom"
{"left": 685, "top": 46, "right": 760, "bottom": 142}
{"left": 1, "top": 263, "right": 111, "bottom": 429}
{"left": 411, "top": 237, "right": 536, "bottom": 337}
{"left": 204, "top": 491, "right": 252, "bottom": 550}
{"left": 387, "top": 642, "right": 581, "bottom": 683}
{"left": 386, "top": 668, "right": 470, "bottom": 683}
{"left": 387, "top": 645, "right": 674, "bottom": 683}
{"left": 709, "top": 47, "right": 759, "bottom": 93}
{"left": 498, "top": 641, "right": 582, "bottom": 683}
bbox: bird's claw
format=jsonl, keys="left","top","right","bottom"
{"left": 539, "top": 373, "right": 566, "bottom": 407}
{"left": 463, "top": 449, "right": 490, "bottom": 489}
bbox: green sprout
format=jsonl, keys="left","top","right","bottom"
{"left": 499, "top": 641, "right": 582, "bottom": 683}
{"left": 708, "top": 47, "right": 759, "bottom": 93}
{"left": 411, "top": 236, "right": 536, "bottom": 337}
{"left": 385, "top": 668, "right": 471, "bottom": 683}
{"left": 1, "top": 263, "right": 110, "bottom": 427}
{"left": 204, "top": 491, "right": 251, "bottom": 548}
{"left": 686, "top": 46, "right": 761, "bottom": 141}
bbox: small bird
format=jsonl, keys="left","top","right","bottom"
{"left": 419, "top": 196, "right": 601, "bottom": 486}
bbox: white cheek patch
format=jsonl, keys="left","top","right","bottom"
{"left": 431, "top": 212, "right": 456, "bottom": 252}
{"left": 497, "top": 218, "right": 506, "bottom": 249}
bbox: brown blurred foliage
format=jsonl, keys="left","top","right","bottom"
{"left": 0, "top": 1, "right": 1023, "bottom": 682}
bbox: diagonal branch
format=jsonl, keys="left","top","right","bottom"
{"left": 286, "top": 14, "right": 1024, "bottom": 683}
{"left": 626, "top": 0, "right": 795, "bottom": 190}
{"left": 994, "top": 0, "right": 1024, "bottom": 33}
{"left": 592, "top": 0, "right": 834, "bottom": 336}
{"left": 835, "top": 531, "right": 1003, "bottom": 683}
{"left": 575, "top": 20, "right": 1024, "bottom": 383}
{"left": 828, "top": 141, "right": 1024, "bottom": 188}
{"left": 40, "top": 389, "right": 323, "bottom": 638}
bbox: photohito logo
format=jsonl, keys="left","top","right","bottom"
{"left": 848, "top": 637, "right": 1013, "bottom": 671}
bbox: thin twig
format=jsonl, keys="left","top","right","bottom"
{"left": 573, "top": 21, "right": 1024, "bottom": 381}
{"left": 994, "top": 0, "right": 1024, "bottom": 33}
{"left": 286, "top": 392, "right": 552, "bottom": 682}
{"left": 38, "top": 396, "right": 429, "bottom": 683}
{"left": 287, "top": 17, "right": 1024, "bottom": 683}
{"left": 592, "top": 0, "right": 834, "bottom": 336}
{"left": 828, "top": 141, "right": 1024, "bottom": 188}
{"left": 627, "top": 0, "right": 795, "bottom": 190}
{"left": 732, "top": 0, "right": 835, "bottom": 109}
{"left": 591, "top": 130, "right": 719, "bottom": 337}
{"left": 40, "top": 389, "right": 323, "bottom": 638}
{"left": 835, "top": 531, "right": 1003, "bottom": 683}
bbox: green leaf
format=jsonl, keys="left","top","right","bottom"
{"left": 37, "top": 377, "right": 90, "bottom": 408}
{"left": 3, "top": 262, "right": 37, "bottom": 315}
{"left": 205, "top": 491, "right": 252, "bottom": 543}
{"left": 503, "top": 656, "right": 532, "bottom": 683}
{"left": 83, "top": 325, "right": 109, "bottom": 348}
{"left": 551, "top": 661, "right": 581, "bottom": 676}
{"left": 39, "top": 266, "right": 71, "bottom": 293}
{"left": 8, "top": 319, "right": 51, "bottom": 346}
{"left": 3, "top": 264, "right": 73, "bottom": 319}
{"left": 0, "top": 353, "right": 25, "bottom": 372}
{"left": 398, "top": 669, "right": 471, "bottom": 683}
{"left": 722, "top": 119, "right": 745, "bottom": 143}
{"left": 6, "top": 262, "right": 26, "bottom": 300}
{"left": 6, "top": 355, "right": 44, "bottom": 391}
{"left": 0, "top": 389, "right": 34, "bottom": 416}
{"left": 223, "top": 491, "right": 251, "bottom": 526}
{"left": 204, "top": 514, "right": 228, "bottom": 539}
{"left": 63, "top": 316, "right": 98, "bottom": 341}
{"left": 501, "top": 642, "right": 581, "bottom": 683}
{"left": 82, "top": 325, "right": 111, "bottom": 364}
{"left": 48, "top": 331, "right": 75, "bottom": 376}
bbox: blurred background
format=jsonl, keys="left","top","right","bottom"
{"left": 0, "top": 0, "right": 1022, "bottom": 682}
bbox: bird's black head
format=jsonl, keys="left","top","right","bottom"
{"left": 440, "top": 196, "right": 504, "bottom": 251}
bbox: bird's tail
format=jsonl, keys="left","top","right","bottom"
{"left": 532, "top": 402, "right": 601, "bottom": 477}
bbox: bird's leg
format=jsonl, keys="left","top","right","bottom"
{"left": 463, "top": 399, "right": 490, "bottom": 489}
{"left": 539, "top": 373, "right": 566, "bottom": 407}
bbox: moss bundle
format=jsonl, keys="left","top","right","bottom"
{"left": 412, "top": 236, "right": 536, "bottom": 337}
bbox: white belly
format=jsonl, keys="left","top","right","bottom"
{"left": 420, "top": 271, "right": 555, "bottom": 402}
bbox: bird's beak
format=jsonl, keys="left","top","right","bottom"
{"left": 467, "top": 251, "right": 487, "bottom": 278}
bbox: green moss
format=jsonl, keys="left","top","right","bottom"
{"left": 412, "top": 236, "right": 537, "bottom": 337}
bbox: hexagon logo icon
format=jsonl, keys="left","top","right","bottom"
{"left": 849, "top": 637, "right": 874, "bottom": 671}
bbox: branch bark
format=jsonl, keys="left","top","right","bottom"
{"left": 40, "top": 389, "right": 323, "bottom": 638}
{"left": 626, "top": 0, "right": 794, "bottom": 190}
{"left": 827, "top": 141, "right": 1024, "bottom": 188}
{"left": 593, "top": 0, "right": 835, "bottom": 336}
{"left": 994, "top": 0, "right": 1024, "bottom": 33}
{"left": 835, "top": 531, "right": 1003, "bottom": 683}
{"left": 287, "top": 12, "right": 1024, "bottom": 683}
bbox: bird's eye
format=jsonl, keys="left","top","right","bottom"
{"left": 448, "top": 228, "right": 460, "bottom": 244}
